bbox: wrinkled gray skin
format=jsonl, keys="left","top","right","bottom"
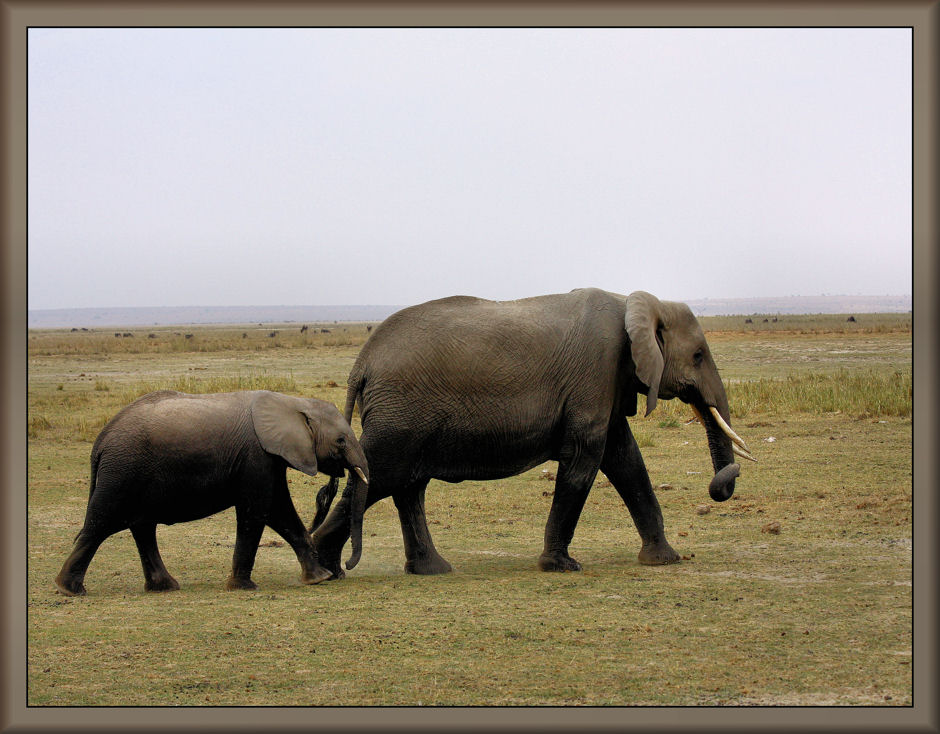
{"left": 55, "top": 390, "right": 369, "bottom": 596}
{"left": 311, "top": 289, "right": 744, "bottom": 578}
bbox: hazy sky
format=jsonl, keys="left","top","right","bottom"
{"left": 27, "top": 28, "right": 912, "bottom": 310}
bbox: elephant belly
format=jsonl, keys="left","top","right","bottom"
{"left": 420, "top": 423, "right": 555, "bottom": 483}
{"left": 152, "top": 486, "right": 233, "bottom": 525}
{"left": 125, "top": 469, "right": 235, "bottom": 526}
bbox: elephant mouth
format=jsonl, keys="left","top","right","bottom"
{"left": 691, "top": 404, "right": 757, "bottom": 464}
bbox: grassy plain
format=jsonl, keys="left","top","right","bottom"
{"left": 27, "top": 314, "right": 912, "bottom": 706}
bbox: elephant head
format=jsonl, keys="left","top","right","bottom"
{"left": 625, "top": 291, "right": 755, "bottom": 502}
{"left": 250, "top": 392, "right": 370, "bottom": 561}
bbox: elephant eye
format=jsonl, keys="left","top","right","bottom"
{"left": 336, "top": 436, "right": 346, "bottom": 448}
{"left": 693, "top": 349, "right": 705, "bottom": 365}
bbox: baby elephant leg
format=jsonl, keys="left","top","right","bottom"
{"left": 55, "top": 528, "right": 109, "bottom": 596}
{"left": 227, "top": 509, "right": 265, "bottom": 590}
{"left": 266, "top": 491, "right": 332, "bottom": 585}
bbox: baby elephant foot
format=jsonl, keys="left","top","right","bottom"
{"left": 145, "top": 574, "right": 181, "bottom": 592}
{"left": 538, "top": 551, "right": 582, "bottom": 572}
{"left": 324, "top": 565, "right": 346, "bottom": 581}
{"left": 638, "top": 540, "right": 681, "bottom": 566}
{"left": 315, "top": 554, "right": 345, "bottom": 581}
{"left": 54, "top": 575, "right": 87, "bottom": 597}
{"left": 225, "top": 575, "right": 258, "bottom": 591}
{"left": 311, "top": 542, "right": 346, "bottom": 580}
{"left": 300, "top": 564, "right": 333, "bottom": 585}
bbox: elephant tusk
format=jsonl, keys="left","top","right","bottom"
{"left": 733, "top": 443, "right": 758, "bottom": 463}
{"left": 354, "top": 466, "right": 369, "bottom": 485}
{"left": 708, "top": 406, "right": 752, "bottom": 454}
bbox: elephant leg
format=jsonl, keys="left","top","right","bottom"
{"left": 54, "top": 526, "right": 112, "bottom": 596}
{"left": 394, "top": 480, "right": 452, "bottom": 575}
{"left": 601, "top": 417, "right": 680, "bottom": 565}
{"left": 538, "top": 445, "right": 602, "bottom": 572}
{"left": 308, "top": 476, "right": 340, "bottom": 534}
{"left": 266, "top": 489, "right": 332, "bottom": 585}
{"left": 130, "top": 523, "right": 180, "bottom": 592}
{"left": 311, "top": 481, "right": 386, "bottom": 580}
{"left": 55, "top": 484, "right": 131, "bottom": 595}
{"left": 226, "top": 508, "right": 265, "bottom": 590}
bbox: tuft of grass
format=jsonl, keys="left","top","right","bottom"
{"left": 635, "top": 369, "right": 911, "bottom": 421}
{"left": 727, "top": 369, "right": 911, "bottom": 418}
{"left": 28, "top": 415, "right": 53, "bottom": 438}
{"left": 76, "top": 413, "right": 113, "bottom": 443}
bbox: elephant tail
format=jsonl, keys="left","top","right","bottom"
{"left": 344, "top": 366, "right": 365, "bottom": 425}
{"left": 74, "top": 445, "right": 103, "bottom": 543}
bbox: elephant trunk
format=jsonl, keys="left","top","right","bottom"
{"left": 691, "top": 401, "right": 755, "bottom": 502}
{"left": 341, "top": 442, "right": 370, "bottom": 570}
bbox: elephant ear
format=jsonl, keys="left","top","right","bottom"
{"left": 625, "top": 291, "right": 665, "bottom": 416}
{"left": 250, "top": 391, "right": 320, "bottom": 476}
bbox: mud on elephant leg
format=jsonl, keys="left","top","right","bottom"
{"left": 601, "top": 419, "right": 680, "bottom": 566}
{"left": 395, "top": 481, "right": 453, "bottom": 575}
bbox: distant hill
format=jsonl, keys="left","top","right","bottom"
{"left": 26, "top": 305, "right": 403, "bottom": 329}
{"left": 682, "top": 294, "right": 911, "bottom": 317}
{"left": 27, "top": 295, "right": 912, "bottom": 329}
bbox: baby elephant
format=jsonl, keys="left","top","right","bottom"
{"left": 55, "top": 390, "right": 370, "bottom": 596}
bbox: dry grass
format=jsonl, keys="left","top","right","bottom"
{"left": 26, "top": 319, "right": 912, "bottom": 706}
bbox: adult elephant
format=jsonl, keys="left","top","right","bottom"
{"left": 312, "top": 288, "right": 754, "bottom": 578}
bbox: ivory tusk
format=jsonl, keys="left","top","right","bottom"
{"left": 709, "top": 406, "right": 752, "bottom": 453}
{"left": 733, "top": 444, "right": 758, "bottom": 463}
{"left": 354, "top": 466, "right": 369, "bottom": 485}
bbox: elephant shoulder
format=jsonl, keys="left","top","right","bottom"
{"left": 103, "top": 389, "right": 186, "bottom": 428}
{"left": 428, "top": 295, "right": 487, "bottom": 308}
{"left": 135, "top": 389, "right": 187, "bottom": 405}
{"left": 556, "top": 288, "right": 627, "bottom": 326}
{"left": 568, "top": 287, "right": 625, "bottom": 307}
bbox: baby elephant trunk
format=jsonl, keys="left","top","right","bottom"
{"left": 342, "top": 442, "right": 370, "bottom": 570}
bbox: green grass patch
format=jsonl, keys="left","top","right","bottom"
{"left": 728, "top": 369, "right": 912, "bottom": 418}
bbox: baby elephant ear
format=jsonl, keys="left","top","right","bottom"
{"left": 250, "top": 392, "right": 319, "bottom": 476}
{"left": 625, "top": 291, "right": 665, "bottom": 416}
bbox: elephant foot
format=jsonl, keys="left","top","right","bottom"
{"left": 404, "top": 553, "right": 453, "bottom": 575}
{"left": 145, "top": 574, "right": 181, "bottom": 592}
{"left": 225, "top": 575, "right": 258, "bottom": 591}
{"left": 311, "top": 536, "right": 348, "bottom": 580}
{"left": 323, "top": 566, "right": 346, "bottom": 581}
{"left": 314, "top": 553, "right": 346, "bottom": 581}
{"left": 538, "top": 551, "right": 582, "bottom": 572}
{"left": 300, "top": 563, "right": 333, "bottom": 585}
{"left": 54, "top": 575, "right": 87, "bottom": 597}
{"left": 638, "top": 540, "right": 681, "bottom": 566}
